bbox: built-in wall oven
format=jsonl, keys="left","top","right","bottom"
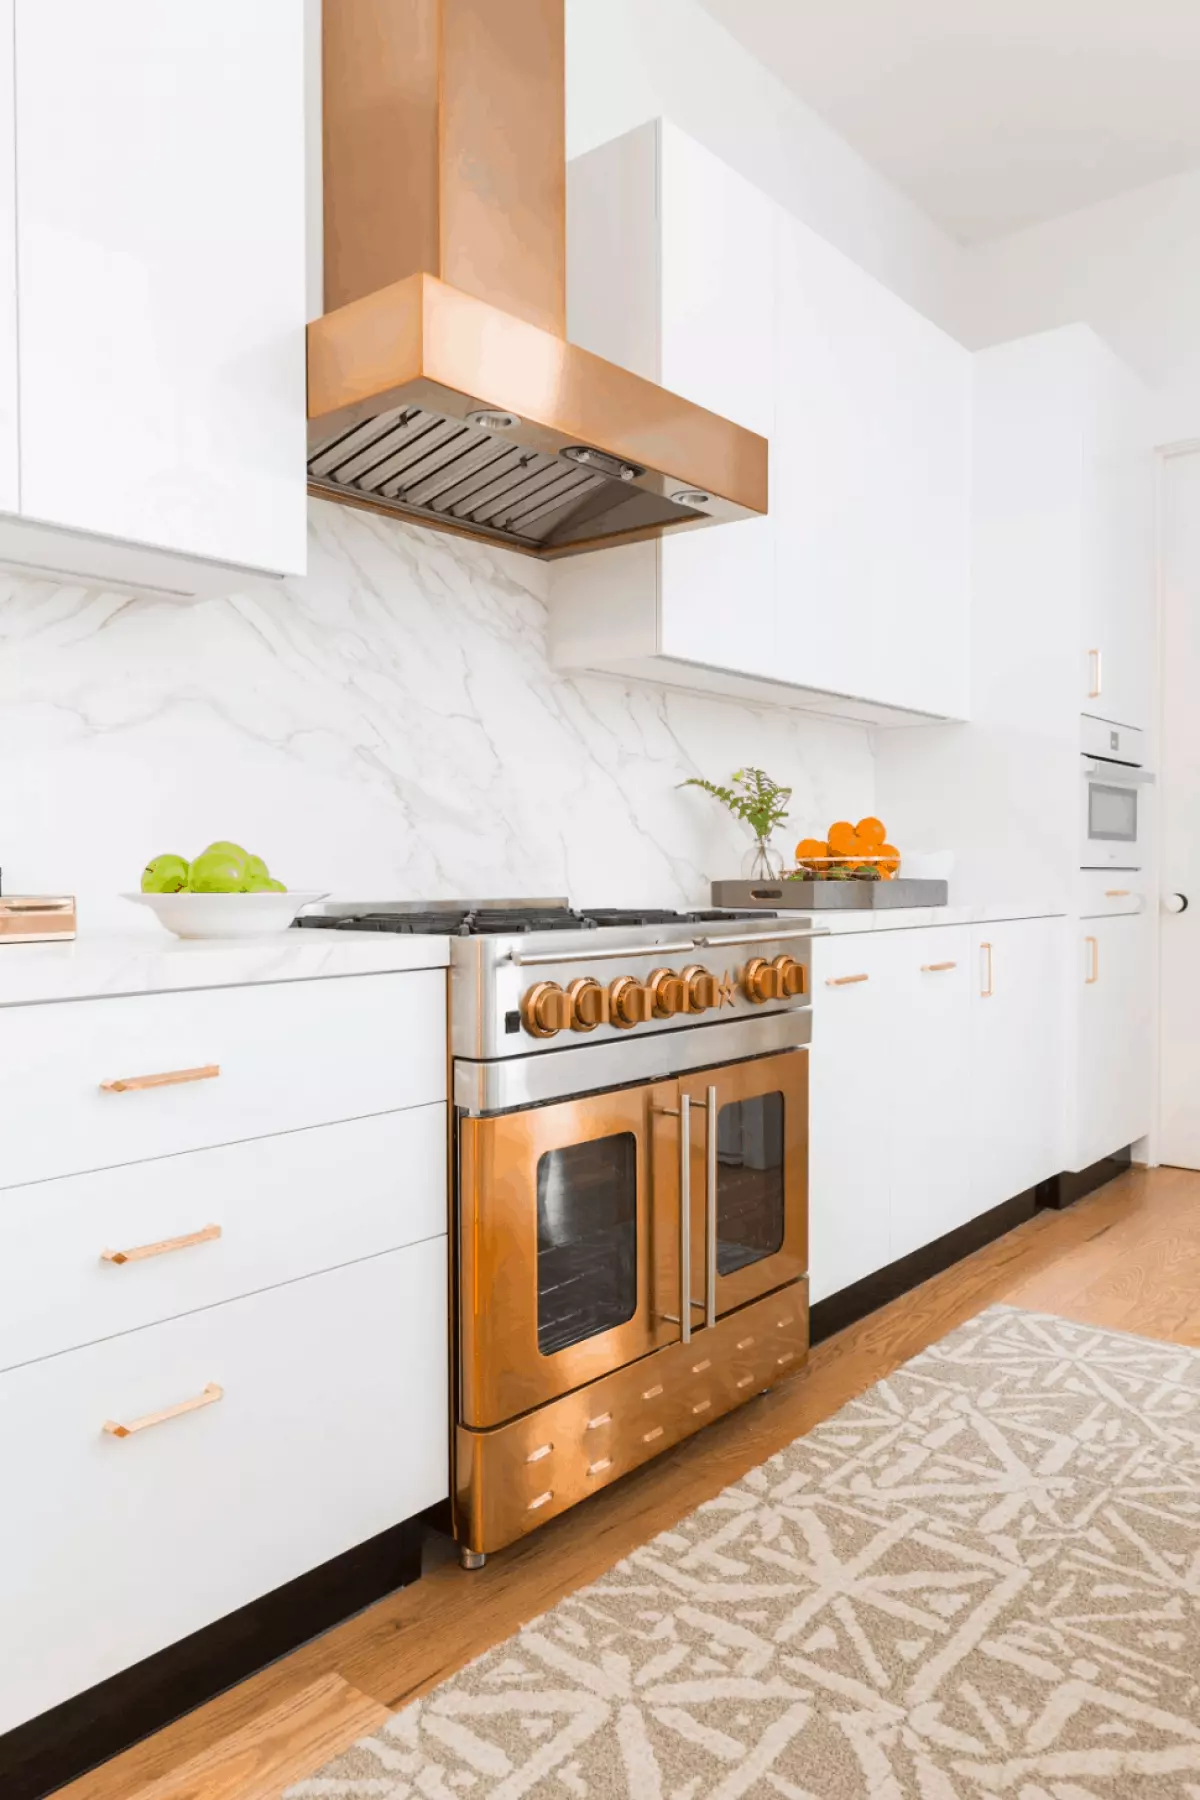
{"left": 1081, "top": 715, "right": 1153, "bottom": 870}
{"left": 448, "top": 905, "right": 820, "bottom": 1565}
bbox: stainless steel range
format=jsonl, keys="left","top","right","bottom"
{"left": 299, "top": 899, "right": 823, "bottom": 1565}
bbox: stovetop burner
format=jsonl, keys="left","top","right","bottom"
{"left": 295, "top": 903, "right": 775, "bottom": 938}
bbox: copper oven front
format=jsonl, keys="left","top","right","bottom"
{"left": 457, "top": 1049, "right": 807, "bottom": 1432}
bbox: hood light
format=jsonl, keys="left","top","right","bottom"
{"left": 467, "top": 409, "right": 521, "bottom": 430}
{"left": 672, "top": 489, "right": 710, "bottom": 508}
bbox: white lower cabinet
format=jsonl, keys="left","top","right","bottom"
{"left": 0, "top": 1237, "right": 448, "bottom": 1734}
{"left": 1075, "top": 913, "right": 1152, "bottom": 1170}
{"left": 809, "top": 917, "right": 1067, "bottom": 1305}
{"left": 969, "top": 919, "right": 1066, "bottom": 1212}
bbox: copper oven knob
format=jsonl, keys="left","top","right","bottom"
{"left": 647, "top": 967, "right": 686, "bottom": 1018}
{"left": 520, "top": 981, "right": 572, "bottom": 1038}
{"left": 609, "top": 976, "right": 654, "bottom": 1028}
{"left": 742, "top": 957, "right": 785, "bottom": 1003}
{"left": 680, "top": 964, "right": 720, "bottom": 1012}
{"left": 567, "top": 977, "right": 608, "bottom": 1031}
{"left": 772, "top": 954, "right": 807, "bottom": 998}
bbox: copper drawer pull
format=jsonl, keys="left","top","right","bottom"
{"left": 101, "top": 1224, "right": 221, "bottom": 1266}
{"left": 100, "top": 1063, "right": 220, "bottom": 1095}
{"left": 1085, "top": 936, "right": 1099, "bottom": 984}
{"left": 1105, "top": 889, "right": 1131, "bottom": 898}
{"left": 980, "top": 941, "right": 993, "bottom": 997}
{"left": 921, "top": 961, "right": 957, "bottom": 973}
{"left": 103, "top": 1381, "right": 223, "bottom": 1439}
{"left": 826, "top": 973, "right": 868, "bottom": 986}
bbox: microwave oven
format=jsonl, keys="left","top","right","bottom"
{"left": 1080, "top": 716, "right": 1153, "bottom": 870}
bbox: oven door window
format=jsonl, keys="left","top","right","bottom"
{"left": 536, "top": 1132, "right": 637, "bottom": 1355}
{"left": 1089, "top": 781, "right": 1137, "bottom": 842}
{"left": 716, "top": 1091, "right": 785, "bottom": 1275}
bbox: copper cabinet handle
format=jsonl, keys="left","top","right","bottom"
{"left": 100, "top": 1063, "right": 220, "bottom": 1094}
{"left": 921, "top": 961, "right": 957, "bottom": 973}
{"left": 101, "top": 1223, "right": 221, "bottom": 1266}
{"left": 704, "top": 1084, "right": 718, "bottom": 1331}
{"left": 1088, "top": 647, "right": 1102, "bottom": 698}
{"left": 826, "top": 973, "right": 868, "bottom": 986}
{"left": 980, "top": 941, "right": 993, "bottom": 998}
{"left": 678, "top": 1092, "right": 692, "bottom": 1346}
{"left": 1105, "top": 889, "right": 1131, "bottom": 898}
{"left": 103, "top": 1381, "right": 223, "bottom": 1439}
{"left": 1085, "top": 936, "right": 1099, "bottom": 983}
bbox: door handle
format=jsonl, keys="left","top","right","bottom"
{"left": 1165, "top": 893, "right": 1190, "bottom": 914}
{"left": 704, "top": 1085, "right": 718, "bottom": 1331}
{"left": 100, "top": 1064, "right": 220, "bottom": 1095}
{"left": 1088, "top": 647, "right": 1102, "bottom": 698}
{"left": 100, "top": 1223, "right": 221, "bottom": 1265}
{"left": 1085, "top": 935, "right": 1099, "bottom": 983}
{"left": 920, "top": 961, "right": 957, "bottom": 973}
{"left": 980, "top": 941, "right": 993, "bottom": 997}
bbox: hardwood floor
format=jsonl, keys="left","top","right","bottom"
{"left": 57, "top": 1163, "right": 1200, "bottom": 1800}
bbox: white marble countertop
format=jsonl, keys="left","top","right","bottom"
{"left": 0, "top": 926, "right": 452, "bottom": 1008}
{"left": 808, "top": 900, "right": 1065, "bottom": 935}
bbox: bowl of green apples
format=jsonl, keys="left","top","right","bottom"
{"left": 122, "top": 843, "right": 327, "bottom": 939}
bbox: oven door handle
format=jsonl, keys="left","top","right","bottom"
{"left": 704, "top": 1084, "right": 718, "bottom": 1330}
{"left": 696, "top": 928, "right": 830, "bottom": 947}
{"left": 1082, "top": 760, "right": 1156, "bottom": 785}
{"left": 509, "top": 940, "right": 697, "bottom": 966}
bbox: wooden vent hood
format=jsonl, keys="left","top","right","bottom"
{"left": 307, "top": 0, "right": 767, "bottom": 559}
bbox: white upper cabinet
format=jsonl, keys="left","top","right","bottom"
{"left": 0, "top": 2, "right": 307, "bottom": 593}
{"left": 774, "top": 213, "right": 971, "bottom": 721}
{"left": 554, "top": 119, "right": 971, "bottom": 724}
{"left": 1081, "top": 343, "right": 1155, "bottom": 731}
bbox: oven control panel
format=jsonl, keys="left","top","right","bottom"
{"left": 519, "top": 956, "right": 807, "bottom": 1039}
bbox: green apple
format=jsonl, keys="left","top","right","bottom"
{"left": 266, "top": 878, "right": 288, "bottom": 893}
{"left": 201, "top": 840, "right": 249, "bottom": 862}
{"left": 188, "top": 848, "right": 248, "bottom": 894}
{"left": 141, "top": 853, "right": 190, "bottom": 894}
{"left": 243, "top": 854, "right": 269, "bottom": 884}
{"left": 240, "top": 871, "right": 272, "bottom": 893}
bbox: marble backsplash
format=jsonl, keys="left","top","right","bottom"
{"left": 0, "top": 501, "right": 874, "bottom": 932}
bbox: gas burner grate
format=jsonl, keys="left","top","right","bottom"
{"left": 294, "top": 903, "right": 776, "bottom": 936}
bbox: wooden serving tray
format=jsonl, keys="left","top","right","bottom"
{"left": 711, "top": 878, "right": 948, "bottom": 911}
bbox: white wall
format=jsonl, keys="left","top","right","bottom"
{"left": 565, "top": 0, "right": 962, "bottom": 332}
{"left": 958, "top": 165, "right": 1200, "bottom": 445}
{"left": 0, "top": 503, "right": 874, "bottom": 929}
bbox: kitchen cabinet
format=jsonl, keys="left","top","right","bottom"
{"left": 1081, "top": 345, "right": 1155, "bottom": 731}
{"left": 808, "top": 916, "right": 1067, "bottom": 1307}
{"left": 0, "top": 1, "right": 307, "bottom": 596}
{"left": 1075, "top": 912, "right": 1152, "bottom": 1171}
{"left": 554, "top": 119, "right": 971, "bottom": 724}
{"left": 969, "top": 918, "right": 1065, "bottom": 1213}
{"left": 773, "top": 211, "right": 971, "bottom": 720}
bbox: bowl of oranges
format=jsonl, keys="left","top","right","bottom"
{"left": 793, "top": 817, "right": 901, "bottom": 883}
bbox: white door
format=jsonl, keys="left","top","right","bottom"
{"left": 14, "top": 0, "right": 307, "bottom": 575}
{"left": 969, "top": 918, "right": 1065, "bottom": 1212}
{"left": 808, "top": 935, "right": 893, "bottom": 1303}
{"left": 657, "top": 124, "right": 776, "bottom": 679}
{"left": 1077, "top": 914, "right": 1152, "bottom": 1171}
{"left": 888, "top": 927, "right": 972, "bottom": 1260}
{"left": 1160, "top": 450, "right": 1200, "bottom": 1166}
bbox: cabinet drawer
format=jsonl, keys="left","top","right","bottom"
{"left": 0, "top": 970, "right": 446, "bottom": 1190}
{"left": 1078, "top": 871, "right": 1148, "bottom": 918}
{"left": 0, "top": 1239, "right": 448, "bottom": 1734}
{"left": 0, "top": 1106, "right": 446, "bottom": 1372}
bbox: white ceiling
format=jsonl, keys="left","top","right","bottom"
{"left": 696, "top": 0, "right": 1200, "bottom": 243}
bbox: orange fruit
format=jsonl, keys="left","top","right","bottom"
{"left": 795, "top": 837, "right": 829, "bottom": 864}
{"left": 856, "top": 816, "right": 886, "bottom": 847}
{"left": 876, "top": 843, "right": 901, "bottom": 873}
{"left": 826, "top": 820, "right": 858, "bottom": 855}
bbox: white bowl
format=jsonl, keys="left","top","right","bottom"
{"left": 122, "top": 891, "right": 329, "bottom": 940}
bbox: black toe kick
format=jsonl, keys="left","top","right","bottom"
{"left": 1035, "top": 1147, "right": 1133, "bottom": 1210}
{"left": 0, "top": 1516, "right": 423, "bottom": 1800}
{"left": 809, "top": 1189, "right": 1039, "bottom": 1345}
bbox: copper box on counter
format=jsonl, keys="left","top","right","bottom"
{"left": 0, "top": 897, "right": 77, "bottom": 942}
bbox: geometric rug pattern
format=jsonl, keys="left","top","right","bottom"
{"left": 286, "top": 1307, "right": 1200, "bottom": 1797}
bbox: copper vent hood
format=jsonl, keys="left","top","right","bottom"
{"left": 308, "top": 0, "right": 768, "bottom": 559}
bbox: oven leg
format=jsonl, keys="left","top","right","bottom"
{"left": 459, "top": 1546, "right": 487, "bottom": 1571}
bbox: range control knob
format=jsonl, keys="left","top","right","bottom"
{"left": 566, "top": 977, "right": 608, "bottom": 1032}
{"left": 772, "top": 955, "right": 807, "bottom": 998}
{"left": 680, "top": 964, "right": 720, "bottom": 1012}
{"left": 520, "top": 981, "right": 572, "bottom": 1038}
{"left": 647, "top": 967, "right": 687, "bottom": 1018}
{"left": 609, "top": 976, "right": 654, "bottom": 1028}
{"left": 742, "top": 957, "right": 785, "bottom": 1003}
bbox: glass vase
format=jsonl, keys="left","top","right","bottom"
{"left": 741, "top": 837, "right": 786, "bottom": 883}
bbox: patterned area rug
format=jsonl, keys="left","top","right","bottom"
{"left": 287, "top": 1306, "right": 1200, "bottom": 1797}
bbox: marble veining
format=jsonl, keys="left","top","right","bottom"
{"left": 0, "top": 501, "right": 874, "bottom": 932}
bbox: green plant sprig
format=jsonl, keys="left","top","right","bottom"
{"left": 680, "top": 767, "right": 792, "bottom": 841}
